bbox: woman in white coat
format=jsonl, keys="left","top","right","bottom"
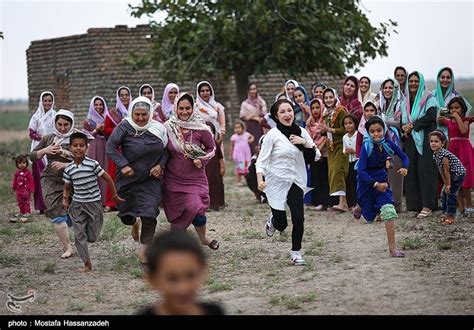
{"left": 256, "top": 99, "right": 321, "bottom": 266}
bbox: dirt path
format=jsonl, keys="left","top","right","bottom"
{"left": 0, "top": 175, "right": 472, "bottom": 315}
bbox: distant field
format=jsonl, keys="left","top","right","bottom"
{"left": 0, "top": 110, "right": 30, "bottom": 131}
{"left": 459, "top": 89, "right": 474, "bottom": 108}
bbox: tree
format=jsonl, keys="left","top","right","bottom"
{"left": 130, "top": 0, "right": 396, "bottom": 102}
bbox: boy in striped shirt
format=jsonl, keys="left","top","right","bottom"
{"left": 63, "top": 132, "right": 124, "bottom": 272}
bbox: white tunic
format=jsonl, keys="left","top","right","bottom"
{"left": 256, "top": 127, "right": 316, "bottom": 210}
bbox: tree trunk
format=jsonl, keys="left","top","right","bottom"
{"left": 234, "top": 69, "right": 251, "bottom": 107}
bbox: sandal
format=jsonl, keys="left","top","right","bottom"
{"left": 441, "top": 218, "right": 454, "bottom": 225}
{"left": 416, "top": 209, "right": 432, "bottom": 219}
{"left": 207, "top": 239, "right": 219, "bottom": 250}
{"left": 390, "top": 250, "right": 405, "bottom": 258}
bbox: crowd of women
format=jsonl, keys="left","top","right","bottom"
{"left": 24, "top": 66, "right": 473, "bottom": 266}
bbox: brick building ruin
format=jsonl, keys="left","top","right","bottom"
{"left": 27, "top": 25, "right": 344, "bottom": 125}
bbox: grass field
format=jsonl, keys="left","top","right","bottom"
{"left": 0, "top": 111, "right": 30, "bottom": 131}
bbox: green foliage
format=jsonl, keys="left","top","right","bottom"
{"left": 130, "top": 0, "right": 396, "bottom": 99}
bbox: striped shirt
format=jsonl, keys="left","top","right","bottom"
{"left": 63, "top": 157, "right": 105, "bottom": 202}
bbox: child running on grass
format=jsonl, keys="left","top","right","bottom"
{"left": 63, "top": 132, "right": 124, "bottom": 272}
{"left": 356, "top": 116, "right": 408, "bottom": 257}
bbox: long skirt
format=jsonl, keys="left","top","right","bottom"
{"left": 32, "top": 160, "right": 46, "bottom": 211}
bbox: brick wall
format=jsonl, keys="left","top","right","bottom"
{"left": 27, "top": 25, "right": 345, "bottom": 127}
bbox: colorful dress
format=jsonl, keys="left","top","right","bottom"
{"left": 357, "top": 139, "right": 409, "bottom": 222}
{"left": 439, "top": 117, "right": 474, "bottom": 188}
{"left": 231, "top": 132, "right": 252, "bottom": 176}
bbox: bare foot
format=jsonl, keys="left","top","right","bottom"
{"left": 131, "top": 218, "right": 141, "bottom": 242}
{"left": 61, "top": 248, "right": 74, "bottom": 259}
{"left": 79, "top": 261, "right": 92, "bottom": 272}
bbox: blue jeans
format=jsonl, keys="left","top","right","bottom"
{"left": 441, "top": 174, "right": 465, "bottom": 215}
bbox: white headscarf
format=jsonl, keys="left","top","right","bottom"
{"left": 161, "top": 83, "right": 180, "bottom": 119}
{"left": 195, "top": 81, "right": 224, "bottom": 133}
{"left": 125, "top": 96, "right": 168, "bottom": 146}
{"left": 28, "top": 91, "right": 56, "bottom": 151}
{"left": 115, "top": 86, "right": 132, "bottom": 121}
{"left": 284, "top": 79, "right": 300, "bottom": 104}
{"left": 53, "top": 109, "right": 76, "bottom": 146}
{"left": 87, "top": 96, "right": 109, "bottom": 125}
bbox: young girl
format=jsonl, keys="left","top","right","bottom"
{"left": 306, "top": 98, "right": 335, "bottom": 211}
{"left": 321, "top": 88, "right": 349, "bottom": 212}
{"left": 429, "top": 130, "right": 466, "bottom": 225}
{"left": 293, "top": 86, "right": 311, "bottom": 127}
{"left": 437, "top": 96, "right": 473, "bottom": 213}
{"left": 229, "top": 121, "right": 254, "bottom": 186}
{"left": 342, "top": 114, "right": 360, "bottom": 209}
{"left": 139, "top": 230, "right": 224, "bottom": 315}
{"left": 357, "top": 116, "right": 409, "bottom": 257}
{"left": 11, "top": 155, "right": 35, "bottom": 223}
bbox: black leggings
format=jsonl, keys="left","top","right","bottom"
{"left": 270, "top": 183, "right": 304, "bottom": 251}
{"left": 120, "top": 215, "right": 157, "bottom": 245}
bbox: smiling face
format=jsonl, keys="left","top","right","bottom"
{"left": 382, "top": 80, "right": 394, "bottom": 100}
{"left": 248, "top": 84, "right": 258, "bottom": 98}
{"left": 55, "top": 117, "right": 72, "bottom": 134}
{"left": 119, "top": 88, "right": 130, "bottom": 107}
{"left": 42, "top": 94, "right": 53, "bottom": 112}
{"left": 199, "top": 85, "right": 212, "bottom": 102}
{"left": 343, "top": 79, "right": 356, "bottom": 98}
{"left": 132, "top": 108, "right": 150, "bottom": 127}
{"left": 359, "top": 78, "right": 370, "bottom": 93}
{"left": 148, "top": 251, "right": 206, "bottom": 313}
{"left": 323, "top": 91, "right": 336, "bottom": 108}
{"left": 276, "top": 102, "right": 294, "bottom": 126}
{"left": 141, "top": 87, "right": 153, "bottom": 101}
{"left": 286, "top": 83, "right": 296, "bottom": 98}
{"left": 368, "top": 122, "right": 384, "bottom": 142}
{"left": 395, "top": 68, "right": 406, "bottom": 86}
{"left": 314, "top": 86, "right": 325, "bottom": 99}
{"left": 408, "top": 74, "right": 420, "bottom": 95}
{"left": 168, "top": 88, "right": 178, "bottom": 103}
{"left": 94, "top": 98, "right": 104, "bottom": 115}
{"left": 70, "top": 137, "right": 88, "bottom": 160}
{"left": 439, "top": 69, "right": 452, "bottom": 89}
{"left": 429, "top": 134, "right": 444, "bottom": 152}
{"left": 294, "top": 90, "right": 305, "bottom": 104}
{"left": 176, "top": 98, "right": 193, "bottom": 121}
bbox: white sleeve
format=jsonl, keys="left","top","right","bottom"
{"left": 342, "top": 134, "right": 348, "bottom": 154}
{"left": 256, "top": 130, "right": 274, "bottom": 174}
{"left": 301, "top": 129, "right": 315, "bottom": 148}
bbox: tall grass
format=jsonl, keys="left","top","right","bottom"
{"left": 0, "top": 111, "right": 30, "bottom": 131}
{"left": 0, "top": 139, "right": 31, "bottom": 204}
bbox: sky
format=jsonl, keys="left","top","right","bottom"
{"left": 0, "top": 0, "right": 473, "bottom": 99}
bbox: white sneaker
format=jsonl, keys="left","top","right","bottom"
{"left": 265, "top": 215, "right": 276, "bottom": 237}
{"left": 290, "top": 250, "right": 306, "bottom": 266}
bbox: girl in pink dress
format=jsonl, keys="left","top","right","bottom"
{"left": 438, "top": 96, "right": 474, "bottom": 213}
{"left": 229, "top": 121, "right": 254, "bottom": 186}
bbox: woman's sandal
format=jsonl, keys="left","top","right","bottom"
{"left": 441, "top": 218, "right": 454, "bottom": 225}
{"left": 207, "top": 239, "right": 219, "bottom": 250}
{"left": 390, "top": 250, "right": 405, "bottom": 258}
{"left": 416, "top": 209, "right": 432, "bottom": 219}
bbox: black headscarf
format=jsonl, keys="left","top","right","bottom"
{"left": 270, "top": 99, "right": 304, "bottom": 151}
{"left": 269, "top": 99, "right": 316, "bottom": 164}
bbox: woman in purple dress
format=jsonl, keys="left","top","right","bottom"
{"left": 162, "top": 92, "right": 219, "bottom": 250}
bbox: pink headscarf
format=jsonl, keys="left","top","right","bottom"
{"left": 245, "top": 84, "right": 265, "bottom": 113}
{"left": 340, "top": 76, "right": 362, "bottom": 120}
{"left": 305, "top": 98, "right": 326, "bottom": 146}
{"left": 161, "top": 83, "right": 179, "bottom": 119}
